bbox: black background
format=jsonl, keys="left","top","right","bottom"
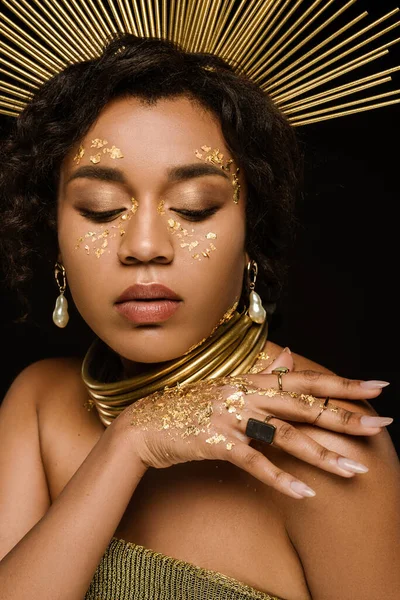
{"left": 0, "top": 0, "right": 399, "bottom": 455}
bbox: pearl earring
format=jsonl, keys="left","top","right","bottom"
{"left": 247, "top": 260, "right": 266, "bottom": 324}
{"left": 52, "top": 262, "right": 69, "bottom": 328}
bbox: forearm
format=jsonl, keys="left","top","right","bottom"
{"left": 0, "top": 422, "right": 147, "bottom": 599}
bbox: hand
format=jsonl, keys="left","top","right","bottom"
{"left": 114, "top": 349, "right": 393, "bottom": 499}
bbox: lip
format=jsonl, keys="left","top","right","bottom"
{"left": 115, "top": 283, "right": 182, "bottom": 324}
{"left": 116, "top": 283, "right": 182, "bottom": 303}
{"left": 115, "top": 299, "right": 181, "bottom": 324}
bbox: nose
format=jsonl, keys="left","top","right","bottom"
{"left": 117, "top": 200, "right": 174, "bottom": 265}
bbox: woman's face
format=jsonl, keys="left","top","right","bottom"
{"left": 57, "top": 95, "right": 248, "bottom": 364}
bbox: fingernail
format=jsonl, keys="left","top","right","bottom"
{"left": 283, "top": 347, "right": 291, "bottom": 354}
{"left": 337, "top": 457, "right": 369, "bottom": 473}
{"left": 290, "top": 481, "right": 316, "bottom": 497}
{"left": 360, "top": 380, "right": 390, "bottom": 389}
{"left": 361, "top": 416, "right": 393, "bottom": 427}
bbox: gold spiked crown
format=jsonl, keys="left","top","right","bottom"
{"left": 0, "top": 0, "right": 400, "bottom": 126}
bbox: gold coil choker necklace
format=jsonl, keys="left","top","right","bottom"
{"left": 82, "top": 309, "right": 268, "bottom": 427}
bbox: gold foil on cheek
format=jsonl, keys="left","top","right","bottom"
{"left": 74, "top": 198, "right": 138, "bottom": 257}
{"left": 194, "top": 145, "right": 241, "bottom": 204}
{"left": 167, "top": 219, "right": 218, "bottom": 261}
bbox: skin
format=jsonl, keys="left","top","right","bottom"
{"left": 1, "top": 96, "right": 398, "bottom": 600}
{"left": 57, "top": 95, "right": 247, "bottom": 367}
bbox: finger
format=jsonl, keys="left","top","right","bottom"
{"left": 247, "top": 415, "right": 369, "bottom": 478}
{"left": 225, "top": 442, "right": 316, "bottom": 499}
{"left": 248, "top": 369, "right": 390, "bottom": 401}
{"left": 261, "top": 347, "right": 293, "bottom": 374}
{"left": 241, "top": 386, "right": 394, "bottom": 435}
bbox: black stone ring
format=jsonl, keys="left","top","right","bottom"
{"left": 245, "top": 417, "right": 276, "bottom": 445}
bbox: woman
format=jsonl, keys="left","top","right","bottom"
{"left": 0, "top": 34, "right": 399, "bottom": 600}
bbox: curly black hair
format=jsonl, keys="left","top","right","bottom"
{"left": 0, "top": 33, "right": 302, "bottom": 319}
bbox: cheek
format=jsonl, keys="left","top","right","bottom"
{"left": 57, "top": 213, "right": 119, "bottom": 302}
{"left": 174, "top": 213, "right": 246, "bottom": 305}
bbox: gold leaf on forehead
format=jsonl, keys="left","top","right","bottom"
{"left": 73, "top": 145, "right": 85, "bottom": 164}
{"left": 91, "top": 138, "right": 108, "bottom": 148}
{"left": 105, "top": 145, "right": 124, "bottom": 159}
{"left": 90, "top": 153, "right": 101, "bottom": 164}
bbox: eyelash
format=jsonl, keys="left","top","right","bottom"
{"left": 79, "top": 207, "right": 218, "bottom": 223}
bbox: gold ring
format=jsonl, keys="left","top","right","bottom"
{"left": 264, "top": 414, "right": 276, "bottom": 424}
{"left": 271, "top": 366, "right": 289, "bottom": 391}
{"left": 311, "top": 397, "right": 330, "bottom": 426}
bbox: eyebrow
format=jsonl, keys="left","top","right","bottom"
{"left": 66, "top": 162, "right": 230, "bottom": 186}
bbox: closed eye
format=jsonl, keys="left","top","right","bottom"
{"left": 78, "top": 208, "right": 125, "bottom": 222}
{"left": 173, "top": 207, "right": 218, "bottom": 221}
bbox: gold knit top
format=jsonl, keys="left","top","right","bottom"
{"left": 85, "top": 536, "right": 285, "bottom": 600}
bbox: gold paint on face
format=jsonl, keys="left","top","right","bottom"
{"left": 194, "top": 144, "right": 241, "bottom": 204}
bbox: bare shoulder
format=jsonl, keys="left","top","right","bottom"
{"left": 7, "top": 356, "right": 101, "bottom": 429}
{"left": 259, "top": 345, "right": 400, "bottom": 597}
{"left": 6, "top": 356, "right": 81, "bottom": 404}
{"left": 268, "top": 418, "right": 400, "bottom": 598}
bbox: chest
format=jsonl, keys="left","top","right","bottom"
{"left": 38, "top": 385, "right": 311, "bottom": 600}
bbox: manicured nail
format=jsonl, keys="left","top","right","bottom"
{"left": 360, "top": 380, "right": 390, "bottom": 389}
{"left": 337, "top": 457, "right": 369, "bottom": 473}
{"left": 290, "top": 481, "right": 316, "bottom": 497}
{"left": 360, "top": 416, "right": 393, "bottom": 427}
{"left": 283, "top": 347, "right": 291, "bottom": 354}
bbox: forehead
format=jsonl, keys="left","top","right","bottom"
{"left": 66, "top": 96, "right": 229, "bottom": 167}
